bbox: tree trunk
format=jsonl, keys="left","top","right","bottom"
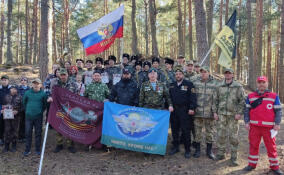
{"left": 247, "top": 0, "right": 255, "bottom": 90}
{"left": 52, "top": 2, "right": 58, "bottom": 63}
{"left": 149, "top": 0, "right": 159, "bottom": 56}
{"left": 253, "top": 0, "right": 263, "bottom": 80}
{"left": 236, "top": 0, "right": 242, "bottom": 80}
{"left": 225, "top": 0, "right": 229, "bottom": 21}
{"left": 215, "top": 0, "right": 223, "bottom": 73}
{"left": 183, "top": 0, "right": 186, "bottom": 57}
{"left": 177, "top": 0, "right": 185, "bottom": 56}
{"left": 24, "top": 0, "right": 29, "bottom": 64}
{"left": 31, "top": 0, "right": 39, "bottom": 64}
{"left": 266, "top": 0, "right": 272, "bottom": 90}
{"left": 64, "top": 0, "right": 71, "bottom": 55}
{"left": 144, "top": 0, "right": 149, "bottom": 56}
{"left": 6, "top": 0, "right": 13, "bottom": 64}
{"left": 188, "top": 0, "right": 193, "bottom": 60}
{"left": 0, "top": 0, "right": 5, "bottom": 64}
{"left": 194, "top": 0, "right": 209, "bottom": 66}
{"left": 206, "top": 0, "right": 214, "bottom": 47}
{"left": 279, "top": 0, "right": 284, "bottom": 102}
{"left": 275, "top": 6, "right": 281, "bottom": 93}
{"left": 39, "top": 0, "right": 53, "bottom": 81}
{"left": 16, "top": 0, "right": 20, "bottom": 64}
{"left": 131, "top": 0, "right": 139, "bottom": 55}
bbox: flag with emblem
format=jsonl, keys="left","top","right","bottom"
{"left": 215, "top": 10, "right": 237, "bottom": 68}
{"left": 77, "top": 5, "right": 124, "bottom": 55}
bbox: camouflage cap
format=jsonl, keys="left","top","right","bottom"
{"left": 187, "top": 60, "right": 194, "bottom": 65}
{"left": 223, "top": 68, "right": 234, "bottom": 74}
{"left": 1, "top": 75, "right": 9, "bottom": 80}
{"left": 200, "top": 66, "right": 210, "bottom": 72}
{"left": 32, "top": 78, "right": 42, "bottom": 84}
{"left": 194, "top": 63, "right": 201, "bottom": 67}
{"left": 174, "top": 66, "right": 184, "bottom": 74}
{"left": 59, "top": 68, "right": 68, "bottom": 75}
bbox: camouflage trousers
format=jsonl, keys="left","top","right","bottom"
{"left": 194, "top": 117, "right": 215, "bottom": 143}
{"left": 216, "top": 115, "right": 239, "bottom": 159}
{"left": 56, "top": 132, "right": 73, "bottom": 147}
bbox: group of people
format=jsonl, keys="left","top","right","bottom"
{"left": 0, "top": 53, "right": 282, "bottom": 175}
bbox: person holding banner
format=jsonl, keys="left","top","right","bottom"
{"left": 168, "top": 67, "right": 196, "bottom": 159}
{"left": 109, "top": 68, "right": 139, "bottom": 107}
{"left": 84, "top": 70, "right": 110, "bottom": 103}
{"left": 139, "top": 68, "right": 173, "bottom": 111}
{"left": 2, "top": 86, "right": 22, "bottom": 153}
{"left": 49, "top": 68, "right": 79, "bottom": 154}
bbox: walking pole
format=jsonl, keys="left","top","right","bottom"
{"left": 200, "top": 43, "right": 216, "bottom": 66}
{"left": 38, "top": 122, "right": 50, "bottom": 175}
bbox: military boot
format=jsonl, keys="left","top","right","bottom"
{"left": 169, "top": 146, "right": 180, "bottom": 155}
{"left": 10, "top": 141, "right": 16, "bottom": 152}
{"left": 193, "top": 142, "right": 200, "bottom": 158}
{"left": 206, "top": 143, "right": 215, "bottom": 160}
{"left": 2, "top": 143, "right": 9, "bottom": 153}
{"left": 230, "top": 152, "right": 239, "bottom": 166}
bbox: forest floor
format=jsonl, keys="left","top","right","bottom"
{"left": 0, "top": 65, "right": 283, "bottom": 175}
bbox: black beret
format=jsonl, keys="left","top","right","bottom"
{"left": 86, "top": 60, "right": 93, "bottom": 64}
{"left": 95, "top": 57, "right": 104, "bottom": 63}
{"left": 108, "top": 55, "right": 116, "bottom": 62}
{"left": 93, "top": 69, "right": 102, "bottom": 74}
{"left": 165, "top": 57, "right": 174, "bottom": 65}
{"left": 123, "top": 53, "right": 130, "bottom": 59}
{"left": 152, "top": 57, "right": 160, "bottom": 63}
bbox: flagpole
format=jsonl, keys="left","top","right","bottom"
{"left": 38, "top": 122, "right": 50, "bottom": 175}
{"left": 200, "top": 42, "right": 216, "bottom": 66}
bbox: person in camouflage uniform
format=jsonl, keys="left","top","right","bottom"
{"left": 194, "top": 63, "right": 201, "bottom": 74}
{"left": 139, "top": 68, "right": 173, "bottom": 111}
{"left": 2, "top": 86, "right": 22, "bottom": 153}
{"left": 49, "top": 68, "right": 79, "bottom": 154}
{"left": 213, "top": 68, "right": 246, "bottom": 166}
{"left": 84, "top": 70, "right": 110, "bottom": 102}
{"left": 163, "top": 58, "right": 176, "bottom": 87}
{"left": 105, "top": 55, "right": 122, "bottom": 90}
{"left": 151, "top": 57, "right": 166, "bottom": 83}
{"left": 184, "top": 61, "right": 196, "bottom": 82}
{"left": 192, "top": 66, "right": 217, "bottom": 160}
{"left": 133, "top": 60, "right": 142, "bottom": 86}
{"left": 175, "top": 55, "right": 187, "bottom": 72}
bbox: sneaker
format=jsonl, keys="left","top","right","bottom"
{"left": 23, "top": 151, "right": 31, "bottom": 156}
{"left": 67, "top": 146, "right": 76, "bottom": 153}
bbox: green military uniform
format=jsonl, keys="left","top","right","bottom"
{"left": 51, "top": 69, "right": 79, "bottom": 147}
{"left": 184, "top": 71, "right": 196, "bottom": 82}
{"left": 84, "top": 82, "right": 110, "bottom": 102}
{"left": 139, "top": 80, "right": 172, "bottom": 110}
{"left": 212, "top": 71, "right": 246, "bottom": 163}
{"left": 192, "top": 74, "right": 217, "bottom": 144}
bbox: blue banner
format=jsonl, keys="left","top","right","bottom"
{"left": 101, "top": 102, "right": 170, "bottom": 155}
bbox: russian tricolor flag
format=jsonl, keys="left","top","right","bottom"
{"left": 77, "top": 5, "right": 124, "bottom": 55}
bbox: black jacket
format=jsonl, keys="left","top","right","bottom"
{"left": 169, "top": 79, "right": 197, "bottom": 110}
{"left": 0, "top": 85, "right": 12, "bottom": 105}
{"left": 109, "top": 79, "right": 139, "bottom": 106}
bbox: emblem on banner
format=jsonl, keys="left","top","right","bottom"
{"left": 98, "top": 24, "right": 114, "bottom": 39}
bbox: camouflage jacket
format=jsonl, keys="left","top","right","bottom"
{"left": 192, "top": 75, "right": 218, "bottom": 118}
{"left": 50, "top": 78, "right": 79, "bottom": 95}
{"left": 163, "top": 69, "right": 176, "bottom": 87}
{"left": 43, "top": 73, "right": 56, "bottom": 96}
{"left": 136, "top": 71, "right": 148, "bottom": 88}
{"left": 184, "top": 71, "right": 196, "bottom": 82}
{"left": 157, "top": 68, "right": 166, "bottom": 83}
{"left": 84, "top": 82, "right": 110, "bottom": 102}
{"left": 139, "top": 81, "right": 172, "bottom": 109}
{"left": 212, "top": 80, "right": 246, "bottom": 116}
